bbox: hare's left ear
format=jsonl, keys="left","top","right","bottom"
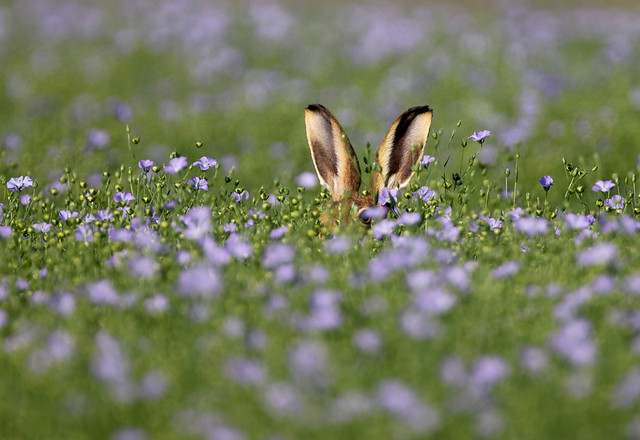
{"left": 304, "top": 104, "right": 362, "bottom": 201}
{"left": 370, "top": 106, "right": 432, "bottom": 197}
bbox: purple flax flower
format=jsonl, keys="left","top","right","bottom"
{"left": 97, "top": 210, "right": 113, "bottom": 221}
{"left": 225, "top": 234, "right": 253, "bottom": 259}
{"left": 144, "top": 295, "right": 169, "bottom": 315}
{"left": 181, "top": 206, "right": 212, "bottom": 240}
{"left": 27, "top": 330, "right": 75, "bottom": 375}
{"left": 86, "top": 129, "right": 110, "bottom": 150}
{"left": 400, "top": 308, "right": 440, "bottom": 340}
{"left": 87, "top": 280, "right": 120, "bottom": 305}
{"left": 0, "top": 226, "right": 12, "bottom": 238}
{"left": 192, "top": 156, "right": 217, "bottom": 171}
{"left": 114, "top": 191, "right": 135, "bottom": 204}
{"left": 353, "top": 329, "right": 382, "bottom": 355}
{"left": 372, "top": 219, "right": 396, "bottom": 239}
{"left": 7, "top": 176, "right": 34, "bottom": 191}
{"left": 33, "top": 222, "right": 52, "bottom": 233}
{"left": 376, "top": 380, "right": 440, "bottom": 433}
{"left": 163, "top": 156, "right": 188, "bottom": 174}
{"left": 325, "top": 236, "right": 351, "bottom": 254}
{"left": 412, "top": 186, "right": 437, "bottom": 202}
{"left": 398, "top": 212, "right": 421, "bottom": 226}
{"left": 262, "top": 243, "right": 295, "bottom": 268}
{"left": 223, "top": 222, "right": 237, "bottom": 234}
{"left": 274, "top": 264, "right": 296, "bottom": 284}
{"left": 182, "top": 206, "right": 212, "bottom": 240}
{"left": 59, "top": 210, "right": 79, "bottom": 221}
{"left": 576, "top": 242, "right": 617, "bottom": 266}
{"left": 20, "top": 194, "right": 31, "bottom": 205}
{"left": 231, "top": 190, "right": 249, "bottom": 202}
{"left": 592, "top": 180, "right": 615, "bottom": 192}
{"left": 514, "top": 216, "right": 549, "bottom": 236}
{"left": 225, "top": 357, "right": 265, "bottom": 386}
{"left": 330, "top": 391, "right": 375, "bottom": 423}
{"left": 468, "top": 130, "right": 491, "bottom": 142}
{"left": 440, "top": 357, "right": 467, "bottom": 386}
{"left": 507, "top": 207, "right": 526, "bottom": 220}
{"left": 296, "top": 171, "right": 318, "bottom": 188}
{"left": 549, "top": 319, "right": 597, "bottom": 366}
{"left": 263, "top": 382, "right": 303, "bottom": 416}
{"left": 270, "top": 225, "right": 289, "bottom": 240}
{"left": 486, "top": 217, "right": 503, "bottom": 230}
{"left": 48, "top": 292, "right": 76, "bottom": 317}
{"left": 413, "top": 288, "right": 457, "bottom": 315}
{"left": 138, "top": 159, "right": 154, "bottom": 171}
{"left": 289, "top": 340, "right": 329, "bottom": 388}
{"left": 420, "top": 155, "right": 435, "bottom": 167}
{"left": 301, "top": 289, "right": 343, "bottom": 332}
{"left": 177, "top": 264, "right": 222, "bottom": 299}
{"left": 520, "top": 346, "right": 549, "bottom": 375}
{"left": 188, "top": 176, "right": 208, "bottom": 191}
{"left": 469, "top": 356, "right": 511, "bottom": 393}
{"left": 137, "top": 371, "right": 168, "bottom": 401}
{"left": 605, "top": 194, "right": 625, "bottom": 210}
{"left": 91, "top": 331, "right": 132, "bottom": 402}
{"left": 129, "top": 255, "right": 159, "bottom": 279}
{"left": 491, "top": 261, "right": 520, "bottom": 279}
{"left": 539, "top": 175, "right": 553, "bottom": 190}
{"left": 612, "top": 368, "right": 640, "bottom": 408}
{"left": 564, "top": 213, "right": 594, "bottom": 230}
{"left": 378, "top": 187, "right": 398, "bottom": 206}
{"left": 75, "top": 224, "right": 94, "bottom": 242}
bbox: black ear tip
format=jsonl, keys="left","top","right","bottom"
{"left": 306, "top": 104, "right": 326, "bottom": 112}
{"left": 411, "top": 105, "right": 432, "bottom": 114}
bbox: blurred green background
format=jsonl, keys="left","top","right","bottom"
{"left": 1, "top": 0, "right": 639, "bottom": 202}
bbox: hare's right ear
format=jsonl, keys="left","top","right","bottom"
{"left": 370, "top": 106, "right": 433, "bottom": 197}
{"left": 305, "top": 104, "right": 361, "bottom": 201}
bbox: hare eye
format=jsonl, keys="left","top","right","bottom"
{"left": 359, "top": 208, "right": 372, "bottom": 225}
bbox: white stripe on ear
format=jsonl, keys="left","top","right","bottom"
{"left": 304, "top": 104, "right": 362, "bottom": 201}
{"left": 370, "top": 106, "right": 432, "bottom": 197}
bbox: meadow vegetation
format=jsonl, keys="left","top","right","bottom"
{"left": 2, "top": 1, "right": 640, "bottom": 439}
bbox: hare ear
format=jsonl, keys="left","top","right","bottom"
{"left": 370, "top": 106, "right": 433, "bottom": 197}
{"left": 305, "top": 104, "right": 362, "bottom": 201}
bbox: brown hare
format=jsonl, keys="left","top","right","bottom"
{"left": 304, "top": 104, "right": 433, "bottom": 226}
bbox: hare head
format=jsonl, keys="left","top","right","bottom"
{"left": 304, "top": 104, "right": 433, "bottom": 226}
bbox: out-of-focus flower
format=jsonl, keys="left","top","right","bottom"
{"left": 138, "top": 159, "right": 154, "bottom": 171}
{"left": 378, "top": 187, "right": 398, "bottom": 206}
{"left": 564, "top": 213, "right": 594, "bottom": 230}
{"left": 188, "top": 176, "right": 208, "bottom": 191}
{"left": 192, "top": 156, "right": 217, "bottom": 171}
{"left": 420, "top": 155, "right": 435, "bottom": 167}
{"left": 33, "top": 222, "right": 52, "bottom": 233}
{"left": 605, "top": 194, "right": 625, "bottom": 210}
{"left": 59, "top": 210, "right": 79, "bottom": 221}
{"left": 296, "top": 171, "right": 318, "bottom": 188}
{"left": 576, "top": 242, "right": 617, "bottom": 267}
{"left": 539, "top": 175, "right": 553, "bottom": 190}
{"left": 114, "top": 192, "right": 135, "bottom": 204}
{"left": 177, "top": 264, "right": 222, "bottom": 299}
{"left": 412, "top": 186, "right": 437, "bottom": 202}
{"left": 231, "top": 190, "right": 249, "bottom": 202}
{"left": 163, "top": 156, "right": 188, "bottom": 174}
{"left": 7, "top": 176, "right": 34, "bottom": 191}
{"left": 468, "top": 130, "right": 491, "bottom": 142}
{"left": 270, "top": 225, "right": 289, "bottom": 240}
{"left": 514, "top": 216, "right": 549, "bottom": 236}
{"left": 592, "top": 180, "right": 615, "bottom": 192}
